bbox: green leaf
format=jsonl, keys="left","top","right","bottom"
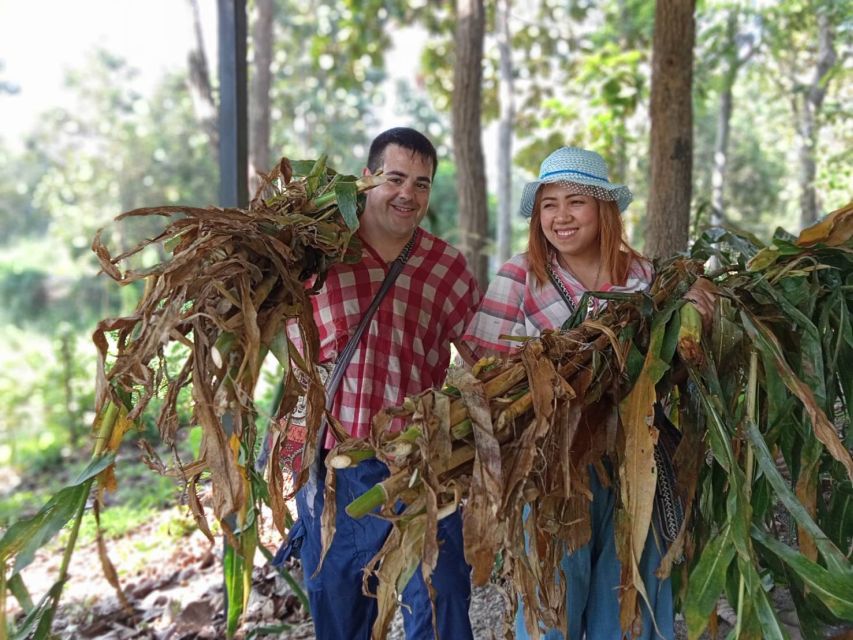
{"left": 752, "top": 279, "right": 826, "bottom": 407}
{"left": 687, "top": 366, "right": 752, "bottom": 557}
{"left": 744, "top": 420, "right": 849, "bottom": 574}
{"left": 0, "top": 455, "right": 113, "bottom": 575}
{"left": 73, "top": 453, "right": 116, "bottom": 484}
{"left": 224, "top": 516, "right": 258, "bottom": 636}
{"left": 334, "top": 180, "right": 359, "bottom": 232}
{"left": 737, "top": 556, "right": 790, "bottom": 640}
{"left": 290, "top": 159, "right": 320, "bottom": 178}
{"left": 8, "top": 571, "right": 34, "bottom": 612}
{"left": 689, "top": 225, "right": 763, "bottom": 263}
{"left": 748, "top": 246, "right": 782, "bottom": 271}
{"left": 684, "top": 526, "right": 736, "bottom": 639}
{"left": 752, "top": 526, "right": 853, "bottom": 620}
{"left": 687, "top": 370, "right": 736, "bottom": 474}
{"left": 821, "top": 480, "right": 853, "bottom": 552}
{"left": 10, "top": 579, "right": 65, "bottom": 640}
{"left": 660, "top": 304, "right": 681, "bottom": 365}
{"left": 741, "top": 310, "right": 853, "bottom": 480}
{"left": 624, "top": 340, "right": 645, "bottom": 384}
{"left": 268, "top": 330, "right": 291, "bottom": 374}
{"left": 246, "top": 623, "right": 294, "bottom": 639}
{"left": 305, "top": 155, "right": 329, "bottom": 197}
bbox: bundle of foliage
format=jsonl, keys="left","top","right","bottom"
{"left": 329, "top": 204, "right": 853, "bottom": 639}
{"left": 0, "top": 157, "right": 378, "bottom": 638}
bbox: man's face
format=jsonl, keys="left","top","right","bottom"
{"left": 360, "top": 144, "right": 433, "bottom": 246}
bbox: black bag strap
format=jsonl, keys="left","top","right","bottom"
{"left": 547, "top": 262, "right": 576, "bottom": 315}
{"left": 314, "top": 229, "right": 419, "bottom": 455}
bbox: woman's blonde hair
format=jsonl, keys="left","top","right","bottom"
{"left": 527, "top": 191, "right": 642, "bottom": 287}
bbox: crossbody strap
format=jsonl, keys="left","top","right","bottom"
{"left": 547, "top": 262, "right": 576, "bottom": 314}
{"left": 313, "top": 229, "right": 419, "bottom": 457}
{"left": 324, "top": 231, "right": 417, "bottom": 406}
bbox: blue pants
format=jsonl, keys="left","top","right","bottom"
{"left": 515, "top": 467, "right": 674, "bottom": 640}
{"left": 291, "top": 457, "right": 473, "bottom": 640}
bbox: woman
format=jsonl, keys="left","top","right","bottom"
{"left": 464, "top": 147, "right": 712, "bottom": 640}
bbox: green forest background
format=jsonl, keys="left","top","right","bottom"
{"left": 0, "top": 0, "right": 849, "bottom": 519}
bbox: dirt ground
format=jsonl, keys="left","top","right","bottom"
{"left": 10, "top": 504, "right": 851, "bottom": 640}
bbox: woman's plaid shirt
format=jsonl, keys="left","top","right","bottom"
{"left": 463, "top": 252, "right": 652, "bottom": 357}
{"left": 305, "top": 228, "right": 481, "bottom": 446}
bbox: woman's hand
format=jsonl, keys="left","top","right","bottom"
{"left": 684, "top": 277, "right": 718, "bottom": 329}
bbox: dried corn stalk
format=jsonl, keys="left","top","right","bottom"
{"left": 0, "top": 156, "right": 385, "bottom": 636}
{"left": 90, "top": 157, "right": 380, "bottom": 529}
{"left": 333, "top": 204, "right": 853, "bottom": 640}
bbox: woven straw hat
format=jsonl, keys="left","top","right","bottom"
{"left": 519, "top": 147, "right": 633, "bottom": 217}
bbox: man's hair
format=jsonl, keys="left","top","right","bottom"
{"left": 367, "top": 127, "right": 438, "bottom": 178}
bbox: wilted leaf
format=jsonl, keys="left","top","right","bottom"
{"left": 797, "top": 202, "right": 853, "bottom": 247}
{"left": 93, "top": 501, "right": 133, "bottom": 616}
{"left": 617, "top": 302, "right": 680, "bottom": 631}
{"left": 457, "top": 372, "right": 503, "bottom": 585}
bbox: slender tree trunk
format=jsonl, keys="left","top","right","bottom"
{"left": 644, "top": 0, "right": 695, "bottom": 258}
{"left": 795, "top": 11, "right": 836, "bottom": 228}
{"left": 711, "top": 11, "right": 740, "bottom": 229}
{"left": 59, "top": 333, "right": 79, "bottom": 447}
{"left": 186, "top": 0, "right": 219, "bottom": 154}
{"left": 249, "top": 0, "right": 274, "bottom": 196}
{"left": 452, "top": 0, "right": 489, "bottom": 287}
{"left": 495, "top": 0, "right": 515, "bottom": 265}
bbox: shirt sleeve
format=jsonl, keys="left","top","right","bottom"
{"left": 462, "top": 257, "right": 528, "bottom": 356}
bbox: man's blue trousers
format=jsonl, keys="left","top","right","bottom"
{"left": 288, "top": 457, "right": 474, "bottom": 640}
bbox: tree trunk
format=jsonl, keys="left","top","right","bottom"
{"left": 249, "top": 0, "right": 274, "bottom": 195}
{"left": 452, "top": 0, "right": 489, "bottom": 287}
{"left": 495, "top": 0, "right": 515, "bottom": 265}
{"left": 711, "top": 10, "right": 739, "bottom": 229}
{"left": 186, "top": 0, "right": 219, "bottom": 154}
{"left": 644, "top": 0, "right": 695, "bottom": 259}
{"left": 795, "top": 11, "right": 836, "bottom": 228}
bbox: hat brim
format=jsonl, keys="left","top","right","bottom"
{"left": 518, "top": 177, "right": 633, "bottom": 217}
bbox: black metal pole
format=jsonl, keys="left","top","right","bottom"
{"left": 218, "top": 0, "right": 248, "bottom": 209}
{"left": 217, "top": 0, "right": 248, "bottom": 631}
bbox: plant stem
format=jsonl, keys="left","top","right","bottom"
{"left": 43, "top": 479, "right": 93, "bottom": 633}
{"left": 735, "top": 350, "right": 759, "bottom": 636}
{"left": 0, "top": 561, "right": 7, "bottom": 640}
{"left": 41, "top": 400, "right": 121, "bottom": 633}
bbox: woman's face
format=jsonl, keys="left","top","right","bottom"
{"left": 538, "top": 183, "right": 600, "bottom": 264}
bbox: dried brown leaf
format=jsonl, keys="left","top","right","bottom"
{"left": 458, "top": 372, "right": 503, "bottom": 585}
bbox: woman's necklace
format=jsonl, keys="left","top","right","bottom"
{"left": 559, "top": 256, "right": 603, "bottom": 291}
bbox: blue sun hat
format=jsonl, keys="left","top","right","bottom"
{"left": 519, "top": 147, "right": 633, "bottom": 217}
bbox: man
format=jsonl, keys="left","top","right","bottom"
{"left": 285, "top": 128, "right": 481, "bottom": 639}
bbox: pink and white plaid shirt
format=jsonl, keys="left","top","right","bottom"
{"left": 463, "top": 252, "right": 652, "bottom": 356}
{"left": 303, "top": 228, "right": 481, "bottom": 445}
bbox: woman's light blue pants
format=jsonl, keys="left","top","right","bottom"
{"left": 515, "top": 467, "right": 674, "bottom": 640}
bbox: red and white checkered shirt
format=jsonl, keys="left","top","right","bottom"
{"left": 302, "top": 228, "right": 481, "bottom": 445}
{"left": 463, "top": 252, "right": 652, "bottom": 356}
